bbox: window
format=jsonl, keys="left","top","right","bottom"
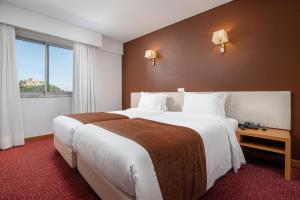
{"left": 16, "top": 38, "right": 73, "bottom": 97}
{"left": 48, "top": 45, "right": 73, "bottom": 93}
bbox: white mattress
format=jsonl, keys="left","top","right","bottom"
{"left": 73, "top": 112, "right": 246, "bottom": 199}
{"left": 52, "top": 108, "right": 163, "bottom": 149}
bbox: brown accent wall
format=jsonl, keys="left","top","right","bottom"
{"left": 122, "top": 0, "right": 300, "bottom": 159}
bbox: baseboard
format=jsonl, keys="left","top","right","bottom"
{"left": 292, "top": 159, "right": 300, "bottom": 168}
{"left": 25, "top": 133, "right": 53, "bottom": 142}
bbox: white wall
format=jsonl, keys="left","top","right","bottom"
{"left": 94, "top": 48, "right": 122, "bottom": 111}
{"left": 0, "top": 2, "right": 102, "bottom": 47}
{"left": 21, "top": 97, "right": 72, "bottom": 138}
{"left": 101, "top": 37, "right": 123, "bottom": 55}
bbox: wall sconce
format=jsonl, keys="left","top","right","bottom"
{"left": 145, "top": 50, "right": 157, "bottom": 66}
{"left": 212, "top": 29, "right": 229, "bottom": 53}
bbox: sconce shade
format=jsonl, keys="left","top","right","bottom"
{"left": 212, "top": 29, "right": 229, "bottom": 45}
{"left": 144, "top": 50, "right": 156, "bottom": 59}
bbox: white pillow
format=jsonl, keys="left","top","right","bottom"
{"left": 138, "top": 92, "right": 168, "bottom": 112}
{"left": 182, "top": 92, "right": 227, "bottom": 117}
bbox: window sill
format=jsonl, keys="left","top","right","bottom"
{"left": 21, "top": 93, "right": 73, "bottom": 98}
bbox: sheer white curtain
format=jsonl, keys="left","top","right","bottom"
{"left": 0, "top": 24, "right": 24, "bottom": 149}
{"left": 72, "top": 43, "right": 96, "bottom": 113}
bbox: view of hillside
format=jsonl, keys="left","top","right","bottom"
{"left": 19, "top": 79, "right": 66, "bottom": 92}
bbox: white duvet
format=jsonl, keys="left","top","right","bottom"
{"left": 73, "top": 112, "right": 246, "bottom": 199}
{"left": 52, "top": 108, "right": 163, "bottom": 149}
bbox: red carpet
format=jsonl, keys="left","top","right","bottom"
{"left": 0, "top": 138, "right": 98, "bottom": 200}
{"left": 0, "top": 138, "right": 299, "bottom": 200}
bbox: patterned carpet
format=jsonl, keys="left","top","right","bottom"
{"left": 0, "top": 138, "right": 299, "bottom": 200}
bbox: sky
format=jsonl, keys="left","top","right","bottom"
{"left": 16, "top": 39, "right": 73, "bottom": 92}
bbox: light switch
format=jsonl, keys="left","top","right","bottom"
{"left": 177, "top": 88, "right": 185, "bottom": 92}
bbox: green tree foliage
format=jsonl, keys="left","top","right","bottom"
{"left": 19, "top": 83, "right": 64, "bottom": 92}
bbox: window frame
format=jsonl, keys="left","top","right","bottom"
{"left": 16, "top": 37, "right": 73, "bottom": 98}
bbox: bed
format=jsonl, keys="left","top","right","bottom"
{"left": 71, "top": 91, "right": 291, "bottom": 200}
{"left": 74, "top": 112, "right": 243, "bottom": 199}
{"left": 53, "top": 108, "right": 164, "bottom": 168}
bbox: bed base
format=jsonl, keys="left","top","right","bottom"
{"left": 53, "top": 135, "right": 77, "bottom": 168}
{"left": 77, "top": 154, "right": 134, "bottom": 200}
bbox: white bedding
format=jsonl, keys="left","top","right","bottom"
{"left": 73, "top": 112, "right": 246, "bottom": 199}
{"left": 52, "top": 108, "right": 163, "bottom": 149}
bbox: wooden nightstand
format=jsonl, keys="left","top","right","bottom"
{"left": 236, "top": 128, "right": 291, "bottom": 180}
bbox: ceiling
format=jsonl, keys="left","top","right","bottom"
{"left": 3, "top": 0, "right": 232, "bottom": 43}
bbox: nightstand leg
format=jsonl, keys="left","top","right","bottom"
{"left": 284, "top": 140, "right": 291, "bottom": 181}
{"left": 237, "top": 133, "right": 241, "bottom": 143}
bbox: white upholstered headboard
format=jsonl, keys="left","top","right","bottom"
{"left": 131, "top": 91, "right": 291, "bottom": 130}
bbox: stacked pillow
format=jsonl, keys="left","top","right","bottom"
{"left": 138, "top": 92, "right": 168, "bottom": 112}
{"left": 182, "top": 92, "right": 227, "bottom": 118}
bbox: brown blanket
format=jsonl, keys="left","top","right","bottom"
{"left": 66, "top": 112, "right": 129, "bottom": 124}
{"left": 94, "top": 118, "right": 207, "bottom": 200}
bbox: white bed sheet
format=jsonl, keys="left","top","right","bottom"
{"left": 73, "top": 112, "right": 246, "bottom": 199}
{"left": 52, "top": 108, "right": 163, "bottom": 149}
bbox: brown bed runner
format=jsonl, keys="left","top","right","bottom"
{"left": 66, "top": 112, "right": 129, "bottom": 124}
{"left": 94, "top": 118, "right": 207, "bottom": 200}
